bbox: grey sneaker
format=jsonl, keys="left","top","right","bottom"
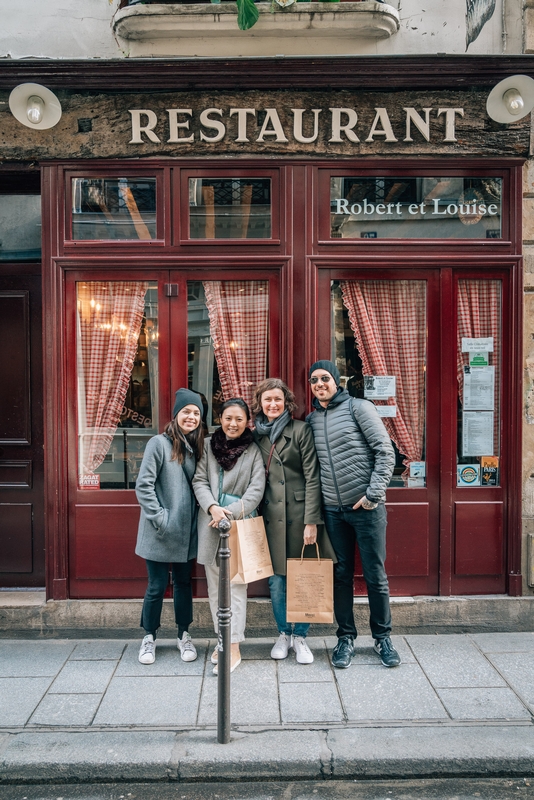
{"left": 178, "top": 632, "right": 197, "bottom": 662}
{"left": 138, "top": 634, "right": 156, "bottom": 665}
{"left": 332, "top": 636, "right": 354, "bottom": 669}
{"left": 374, "top": 637, "right": 401, "bottom": 667}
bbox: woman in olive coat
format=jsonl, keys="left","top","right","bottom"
{"left": 252, "top": 378, "right": 336, "bottom": 665}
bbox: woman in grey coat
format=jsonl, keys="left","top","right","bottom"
{"left": 252, "top": 378, "right": 336, "bottom": 665}
{"left": 135, "top": 388, "right": 204, "bottom": 666}
{"left": 193, "top": 398, "right": 265, "bottom": 674}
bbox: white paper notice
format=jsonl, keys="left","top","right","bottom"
{"left": 461, "top": 337, "right": 494, "bottom": 353}
{"left": 462, "top": 411, "right": 494, "bottom": 456}
{"left": 463, "top": 366, "right": 495, "bottom": 410}
{"left": 364, "top": 376, "right": 396, "bottom": 399}
{"left": 375, "top": 405, "right": 397, "bottom": 418}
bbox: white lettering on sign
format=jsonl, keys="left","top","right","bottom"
{"left": 127, "top": 106, "right": 466, "bottom": 147}
{"left": 333, "top": 198, "right": 499, "bottom": 220}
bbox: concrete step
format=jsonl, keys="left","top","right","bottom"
{"left": 2, "top": 592, "right": 534, "bottom": 637}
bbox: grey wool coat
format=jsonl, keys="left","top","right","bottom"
{"left": 254, "top": 419, "right": 336, "bottom": 576}
{"left": 135, "top": 433, "right": 198, "bottom": 563}
{"left": 192, "top": 438, "right": 266, "bottom": 567}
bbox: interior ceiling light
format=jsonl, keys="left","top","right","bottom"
{"left": 9, "top": 83, "right": 62, "bottom": 130}
{"left": 486, "top": 75, "right": 534, "bottom": 124}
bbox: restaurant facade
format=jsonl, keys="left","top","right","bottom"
{"left": 0, "top": 50, "right": 533, "bottom": 605}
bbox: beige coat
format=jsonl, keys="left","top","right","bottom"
{"left": 193, "top": 438, "right": 266, "bottom": 567}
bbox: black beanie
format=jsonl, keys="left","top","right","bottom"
{"left": 172, "top": 388, "right": 203, "bottom": 419}
{"left": 308, "top": 360, "right": 341, "bottom": 386}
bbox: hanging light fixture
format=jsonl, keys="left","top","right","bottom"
{"left": 9, "top": 83, "right": 62, "bottom": 130}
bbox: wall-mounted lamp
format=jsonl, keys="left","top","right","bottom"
{"left": 487, "top": 75, "right": 534, "bottom": 124}
{"left": 9, "top": 83, "right": 62, "bottom": 130}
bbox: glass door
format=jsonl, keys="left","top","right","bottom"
{"left": 320, "top": 269, "right": 441, "bottom": 596}
{"left": 68, "top": 270, "right": 278, "bottom": 599}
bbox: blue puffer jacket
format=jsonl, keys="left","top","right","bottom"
{"left": 306, "top": 388, "right": 395, "bottom": 506}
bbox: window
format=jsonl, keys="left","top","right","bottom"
{"left": 188, "top": 178, "right": 271, "bottom": 239}
{"left": 71, "top": 178, "right": 157, "bottom": 240}
{"left": 330, "top": 177, "right": 502, "bottom": 240}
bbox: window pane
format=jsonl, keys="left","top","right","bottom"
{"left": 331, "top": 280, "right": 427, "bottom": 488}
{"left": 77, "top": 281, "right": 158, "bottom": 489}
{"left": 330, "top": 177, "right": 502, "bottom": 239}
{"left": 0, "top": 195, "right": 41, "bottom": 260}
{"left": 189, "top": 178, "right": 271, "bottom": 239}
{"left": 72, "top": 178, "right": 156, "bottom": 240}
{"left": 457, "top": 279, "right": 501, "bottom": 487}
{"left": 188, "top": 280, "right": 269, "bottom": 424}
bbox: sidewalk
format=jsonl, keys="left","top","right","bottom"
{"left": 2, "top": 632, "right": 534, "bottom": 783}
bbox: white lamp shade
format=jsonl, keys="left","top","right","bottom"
{"left": 9, "top": 83, "right": 62, "bottom": 130}
{"left": 486, "top": 75, "right": 534, "bottom": 124}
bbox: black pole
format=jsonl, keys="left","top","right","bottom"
{"left": 216, "top": 516, "right": 232, "bottom": 744}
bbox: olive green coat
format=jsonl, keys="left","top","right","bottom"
{"left": 254, "top": 419, "right": 336, "bottom": 576}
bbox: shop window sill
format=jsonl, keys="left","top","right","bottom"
{"left": 113, "top": 2, "right": 400, "bottom": 50}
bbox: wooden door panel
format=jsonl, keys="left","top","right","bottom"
{"left": 454, "top": 501, "right": 504, "bottom": 576}
{"left": 0, "top": 291, "right": 30, "bottom": 444}
{"left": 0, "top": 503, "right": 32, "bottom": 572}
{"left": 73, "top": 504, "right": 144, "bottom": 579}
{"left": 0, "top": 460, "right": 32, "bottom": 487}
{"left": 385, "top": 502, "right": 430, "bottom": 576}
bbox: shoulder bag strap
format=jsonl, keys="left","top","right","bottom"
{"left": 265, "top": 441, "right": 277, "bottom": 478}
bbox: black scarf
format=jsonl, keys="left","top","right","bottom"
{"left": 210, "top": 426, "right": 254, "bottom": 471}
{"left": 254, "top": 410, "right": 291, "bottom": 443}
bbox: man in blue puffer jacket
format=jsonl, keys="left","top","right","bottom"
{"left": 306, "top": 360, "right": 400, "bottom": 669}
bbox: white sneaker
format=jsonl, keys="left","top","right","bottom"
{"left": 178, "top": 632, "right": 197, "bottom": 662}
{"left": 139, "top": 634, "right": 156, "bottom": 665}
{"left": 271, "top": 633, "right": 292, "bottom": 660}
{"left": 292, "top": 636, "right": 314, "bottom": 664}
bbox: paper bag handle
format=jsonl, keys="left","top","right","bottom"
{"left": 300, "top": 543, "right": 320, "bottom": 563}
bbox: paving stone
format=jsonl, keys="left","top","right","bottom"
{"left": 0, "top": 731, "right": 179, "bottom": 782}
{"left": 335, "top": 664, "right": 448, "bottom": 721}
{"left": 239, "top": 638, "right": 275, "bottom": 661}
{"left": 277, "top": 639, "right": 334, "bottom": 683}
{"left": 470, "top": 632, "right": 534, "bottom": 653}
{"left": 0, "top": 678, "right": 53, "bottom": 726}
{"left": 0, "top": 642, "right": 75, "bottom": 678}
{"left": 435, "top": 687, "right": 531, "bottom": 720}
{"left": 70, "top": 641, "right": 127, "bottom": 660}
{"left": 29, "top": 694, "right": 102, "bottom": 727}
{"left": 114, "top": 639, "right": 208, "bottom": 677}
{"left": 279, "top": 680, "right": 343, "bottom": 723}
{"left": 48, "top": 660, "right": 117, "bottom": 694}
{"left": 197, "top": 659, "right": 279, "bottom": 725}
{"left": 406, "top": 634, "right": 506, "bottom": 688}
{"left": 176, "top": 728, "right": 324, "bottom": 780}
{"left": 486, "top": 653, "right": 534, "bottom": 710}
{"left": 93, "top": 676, "right": 202, "bottom": 726}
{"left": 328, "top": 725, "right": 534, "bottom": 778}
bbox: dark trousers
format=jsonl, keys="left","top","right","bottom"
{"left": 323, "top": 504, "right": 392, "bottom": 642}
{"left": 140, "top": 559, "right": 194, "bottom": 637}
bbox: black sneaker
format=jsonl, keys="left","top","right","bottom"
{"left": 332, "top": 636, "right": 355, "bottom": 669}
{"left": 374, "top": 637, "right": 401, "bottom": 667}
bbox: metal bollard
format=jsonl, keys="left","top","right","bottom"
{"left": 216, "top": 516, "right": 232, "bottom": 744}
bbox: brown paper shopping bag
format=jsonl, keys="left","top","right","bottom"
{"left": 229, "top": 513, "right": 274, "bottom": 585}
{"left": 286, "top": 544, "right": 334, "bottom": 624}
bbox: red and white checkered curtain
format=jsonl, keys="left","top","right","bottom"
{"left": 203, "top": 281, "right": 269, "bottom": 410}
{"left": 78, "top": 281, "right": 148, "bottom": 474}
{"left": 457, "top": 279, "right": 501, "bottom": 449}
{"left": 340, "top": 280, "right": 426, "bottom": 471}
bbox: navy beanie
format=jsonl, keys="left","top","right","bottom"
{"left": 308, "top": 360, "right": 341, "bottom": 386}
{"left": 172, "top": 388, "right": 203, "bottom": 419}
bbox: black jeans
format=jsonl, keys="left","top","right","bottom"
{"left": 323, "top": 504, "right": 391, "bottom": 641}
{"left": 140, "top": 559, "right": 194, "bottom": 637}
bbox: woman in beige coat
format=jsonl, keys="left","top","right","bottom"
{"left": 252, "top": 378, "right": 336, "bottom": 665}
{"left": 193, "top": 397, "right": 265, "bottom": 673}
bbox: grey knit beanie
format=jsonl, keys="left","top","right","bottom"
{"left": 308, "top": 360, "right": 341, "bottom": 386}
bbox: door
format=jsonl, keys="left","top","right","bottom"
{"left": 67, "top": 269, "right": 279, "bottom": 598}
{"left": 318, "top": 267, "right": 509, "bottom": 596}
{"left": 0, "top": 274, "right": 45, "bottom": 587}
